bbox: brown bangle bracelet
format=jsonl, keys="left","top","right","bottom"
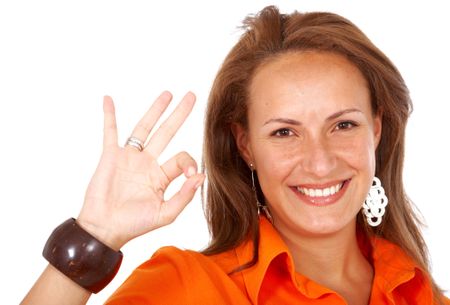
{"left": 43, "top": 218, "right": 123, "bottom": 293}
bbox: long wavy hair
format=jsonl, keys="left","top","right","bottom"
{"left": 202, "top": 5, "right": 445, "bottom": 303}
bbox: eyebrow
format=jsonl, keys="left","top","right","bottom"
{"left": 263, "top": 108, "right": 362, "bottom": 126}
{"left": 263, "top": 118, "right": 301, "bottom": 126}
{"left": 325, "top": 108, "right": 362, "bottom": 121}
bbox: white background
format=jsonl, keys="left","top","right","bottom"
{"left": 1, "top": 1, "right": 449, "bottom": 303}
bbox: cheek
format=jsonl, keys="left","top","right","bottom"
{"left": 334, "top": 135, "right": 376, "bottom": 173}
{"left": 252, "top": 142, "right": 300, "bottom": 186}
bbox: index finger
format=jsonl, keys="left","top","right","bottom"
{"left": 144, "top": 92, "right": 196, "bottom": 157}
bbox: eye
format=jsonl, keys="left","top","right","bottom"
{"left": 271, "top": 128, "right": 294, "bottom": 137}
{"left": 335, "top": 121, "right": 358, "bottom": 130}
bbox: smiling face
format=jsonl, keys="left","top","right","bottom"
{"left": 234, "top": 51, "right": 382, "bottom": 238}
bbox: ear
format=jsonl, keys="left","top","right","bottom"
{"left": 373, "top": 112, "right": 382, "bottom": 149}
{"left": 231, "top": 123, "right": 254, "bottom": 165}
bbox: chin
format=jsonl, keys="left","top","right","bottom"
{"left": 281, "top": 215, "right": 356, "bottom": 238}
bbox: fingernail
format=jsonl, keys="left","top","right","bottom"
{"left": 161, "top": 91, "right": 172, "bottom": 100}
{"left": 194, "top": 177, "right": 204, "bottom": 190}
{"left": 187, "top": 166, "right": 196, "bottom": 177}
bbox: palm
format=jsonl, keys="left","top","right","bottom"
{"left": 78, "top": 92, "right": 204, "bottom": 250}
{"left": 85, "top": 148, "right": 167, "bottom": 235}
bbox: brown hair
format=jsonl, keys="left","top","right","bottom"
{"left": 202, "top": 5, "right": 445, "bottom": 303}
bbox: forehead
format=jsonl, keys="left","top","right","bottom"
{"left": 248, "top": 51, "right": 371, "bottom": 114}
{"left": 252, "top": 51, "right": 366, "bottom": 83}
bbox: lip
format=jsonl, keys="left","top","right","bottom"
{"left": 291, "top": 179, "right": 351, "bottom": 206}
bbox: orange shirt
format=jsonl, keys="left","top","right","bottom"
{"left": 105, "top": 218, "right": 445, "bottom": 304}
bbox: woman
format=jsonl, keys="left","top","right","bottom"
{"left": 21, "top": 6, "right": 449, "bottom": 305}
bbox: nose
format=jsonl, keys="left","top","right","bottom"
{"left": 299, "top": 136, "right": 337, "bottom": 178}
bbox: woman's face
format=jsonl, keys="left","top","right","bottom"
{"left": 234, "top": 51, "right": 382, "bottom": 238}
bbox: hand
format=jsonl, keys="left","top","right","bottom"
{"left": 77, "top": 91, "right": 205, "bottom": 251}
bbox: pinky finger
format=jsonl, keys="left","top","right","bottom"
{"left": 103, "top": 96, "right": 118, "bottom": 149}
{"left": 159, "top": 174, "right": 205, "bottom": 225}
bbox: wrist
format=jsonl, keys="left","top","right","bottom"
{"left": 76, "top": 218, "right": 124, "bottom": 251}
{"left": 43, "top": 218, "right": 123, "bottom": 293}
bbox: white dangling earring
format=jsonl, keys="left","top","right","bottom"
{"left": 250, "top": 163, "right": 273, "bottom": 224}
{"left": 362, "top": 177, "right": 388, "bottom": 227}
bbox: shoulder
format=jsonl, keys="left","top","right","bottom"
{"left": 105, "top": 246, "right": 244, "bottom": 305}
{"left": 143, "top": 246, "right": 211, "bottom": 271}
{"left": 148, "top": 246, "right": 241, "bottom": 279}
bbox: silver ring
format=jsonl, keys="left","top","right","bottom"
{"left": 125, "top": 136, "right": 144, "bottom": 152}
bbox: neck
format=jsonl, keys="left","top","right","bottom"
{"left": 276, "top": 221, "right": 373, "bottom": 290}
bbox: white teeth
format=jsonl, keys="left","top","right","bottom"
{"left": 296, "top": 182, "right": 344, "bottom": 197}
{"left": 331, "top": 185, "right": 336, "bottom": 194}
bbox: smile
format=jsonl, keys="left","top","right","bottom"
{"left": 296, "top": 182, "right": 343, "bottom": 197}
{"left": 292, "top": 179, "right": 350, "bottom": 206}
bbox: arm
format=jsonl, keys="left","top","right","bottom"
{"left": 20, "top": 92, "right": 204, "bottom": 305}
{"left": 21, "top": 265, "right": 91, "bottom": 305}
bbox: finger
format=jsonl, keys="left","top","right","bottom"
{"left": 126, "top": 91, "right": 173, "bottom": 150}
{"left": 145, "top": 91, "right": 196, "bottom": 157}
{"left": 160, "top": 152, "right": 198, "bottom": 184}
{"left": 159, "top": 173, "right": 205, "bottom": 224}
{"left": 103, "top": 96, "right": 118, "bottom": 149}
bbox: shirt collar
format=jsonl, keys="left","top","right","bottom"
{"left": 370, "top": 237, "right": 433, "bottom": 303}
{"left": 234, "top": 217, "right": 291, "bottom": 304}
{"left": 234, "top": 217, "right": 431, "bottom": 304}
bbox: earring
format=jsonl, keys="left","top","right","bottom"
{"left": 250, "top": 163, "right": 273, "bottom": 224}
{"left": 362, "top": 177, "right": 388, "bottom": 227}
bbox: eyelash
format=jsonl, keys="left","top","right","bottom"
{"left": 271, "top": 128, "right": 294, "bottom": 137}
{"left": 335, "top": 121, "right": 358, "bottom": 130}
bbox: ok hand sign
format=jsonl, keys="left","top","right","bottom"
{"left": 77, "top": 91, "right": 204, "bottom": 251}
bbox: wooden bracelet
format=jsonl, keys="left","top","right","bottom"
{"left": 43, "top": 218, "right": 123, "bottom": 293}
